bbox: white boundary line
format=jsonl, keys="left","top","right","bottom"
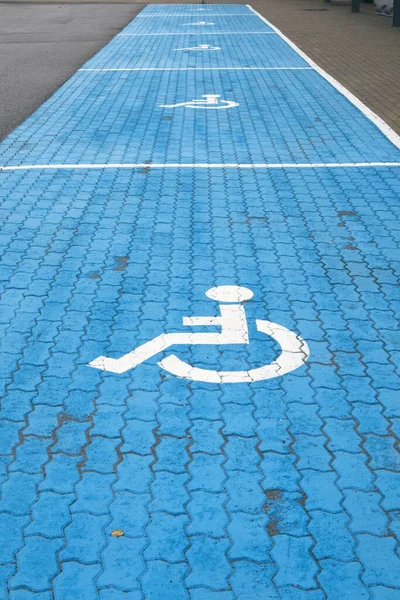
{"left": 79, "top": 67, "right": 313, "bottom": 72}
{"left": 247, "top": 4, "right": 400, "bottom": 150}
{"left": 136, "top": 14, "right": 258, "bottom": 17}
{"left": 117, "top": 32, "right": 276, "bottom": 36}
{"left": 1, "top": 163, "right": 400, "bottom": 172}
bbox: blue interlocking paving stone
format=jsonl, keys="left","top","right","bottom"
{"left": 53, "top": 420, "right": 89, "bottom": 454}
{"left": 230, "top": 561, "right": 278, "bottom": 600}
{"left": 98, "top": 537, "right": 146, "bottom": 589}
{"left": 153, "top": 436, "right": 188, "bottom": 473}
{"left": 352, "top": 403, "right": 389, "bottom": 435}
{"left": 144, "top": 513, "right": 189, "bottom": 561}
{"left": 106, "top": 492, "right": 150, "bottom": 537}
{"left": 53, "top": 562, "right": 100, "bottom": 600}
{"left": 286, "top": 404, "right": 323, "bottom": 436}
{"left": 343, "top": 490, "right": 388, "bottom": 535}
{"left": 279, "top": 589, "right": 325, "bottom": 600}
{"left": 294, "top": 435, "right": 331, "bottom": 471}
{"left": 0, "top": 390, "right": 35, "bottom": 423}
{"left": 124, "top": 392, "right": 159, "bottom": 422}
{"left": 24, "top": 405, "right": 60, "bottom": 437}
{"left": 264, "top": 490, "right": 309, "bottom": 536}
{"left": 308, "top": 511, "right": 355, "bottom": 560}
{"left": 60, "top": 513, "right": 109, "bottom": 562}
{"left": 370, "top": 587, "right": 400, "bottom": 600}
{"left": 0, "top": 420, "right": 21, "bottom": 454}
{"left": 357, "top": 535, "right": 400, "bottom": 587}
{"left": 324, "top": 418, "right": 361, "bottom": 453}
{"left": 155, "top": 404, "right": 190, "bottom": 436}
{"left": 261, "top": 454, "right": 300, "bottom": 491}
{"left": 121, "top": 420, "right": 156, "bottom": 454}
{"left": 141, "top": 561, "right": 188, "bottom": 600}
{"left": 188, "top": 453, "right": 226, "bottom": 492}
{"left": 71, "top": 472, "right": 116, "bottom": 515}
{"left": 300, "top": 470, "right": 342, "bottom": 511}
{"left": 333, "top": 452, "right": 374, "bottom": 491}
{"left": 228, "top": 512, "right": 271, "bottom": 561}
{"left": 257, "top": 418, "right": 291, "bottom": 453}
{"left": 271, "top": 535, "right": 318, "bottom": 588}
{"left": 0, "top": 564, "right": 15, "bottom": 598}
{"left": 39, "top": 454, "right": 80, "bottom": 494}
{"left": 64, "top": 390, "right": 96, "bottom": 420}
{"left": 0, "top": 472, "right": 40, "bottom": 515}
{"left": 189, "top": 590, "right": 234, "bottom": 600}
{"left": 10, "top": 437, "right": 49, "bottom": 474}
{"left": 0, "top": 513, "right": 29, "bottom": 562}
{"left": 225, "top": 436, "right": 260, "bottom": 472}
{"left": 363, "top": 435, "right": 400, "bottom": 470}
{"left": 99, "top": 590, "right": 142, "bottom": 600}
{"left": 26, "top": 492, "right": 74, "bottom": 538}
{"left": 84, "top": 437, "right": 120, "bottom": 473}
{"left": 9, "top": 591, "right": 53, "bottom": 600}
{"left": 10, "top": 536, "right": 63, "bottom": 591}
{"left": 148, "top": 471, "right": 189, "bottom": 514}
{"left": 377, "top": 390, "right": 400, "bottom": 418}
{"left": 186, "top": 536, "right": 231, "bottom": 590}
{"left": 318, "top": 560, "right": 369, "bottom": 600}
{"left": 187, "top": 491, "right": 228, "bottom": 537}
{"left": 221, "top": 403, "right": 256, "bottom": 436}
{"left": 190, "top": 420, "right": 223, "bottom": 454}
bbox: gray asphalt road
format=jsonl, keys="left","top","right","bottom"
{"left": 0, "top": 3, "right": 145, "bottom": 140}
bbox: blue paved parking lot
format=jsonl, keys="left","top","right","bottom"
{"left": 0, "top": 4, "right": 400, "bottom": 599}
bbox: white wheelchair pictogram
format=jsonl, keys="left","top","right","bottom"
{"left": 174, "top": 44, "right": 221, "bottom": 51}
{"left": 88, "top": 285, "right": 310, "bottom": 384}
{"left": 187, "top": 21, "right": 214, "bottom": 25}
{"left": 160, "top": 94, "right": 239, "bottom": 110}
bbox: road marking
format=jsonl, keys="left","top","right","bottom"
{"left": 2, "top": 163, "right": 400, "bottom": 171}
{"left": 173, "top": 44, "right": 222, "bottom": 50}
{"left": 135, "top": 14, "right": 258, "bottom": 17}
{"left": 160, "top": 94, "right": 239, "bottom": 109}
{"left": 247, "top": 4, "right": 400, "bottom": 149}
{"left": 117, "top": 32, "right": 277, "bottom": 36}
{"left": 79, "top": 67, "right": 312, "bottom": 72}
{"left": 89, "top": 285, "right": 310, "bottom": 383}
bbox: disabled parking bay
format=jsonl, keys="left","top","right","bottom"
{"left": 0, "top": 4, "right": 400, "bottom": 599}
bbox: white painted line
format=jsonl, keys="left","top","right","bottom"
{"left": 135, "top": 14, "right": 259, "bottom": 17}
{"left": 2, "top": 163, "right": 400, "bottom": 171}
{"left": 247, "top": 4, "right": 400, "bottom": 150}
{"left": 117, "top": 32, "right": 277, "bottom": 36}
{"left": 79, "top": 67, "right": 313, "bottom": 72}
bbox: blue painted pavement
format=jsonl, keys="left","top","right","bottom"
{"left": 0, "top": 4, "right": 400, "bottom": 599}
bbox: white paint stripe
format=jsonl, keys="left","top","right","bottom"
{"left": 1, "top": 163, "right": 400, "bottom": 171}
{"left": 117, "top": 32, "right": 276, "bottom": 36}
{"left": 79, "top": 67, "right": 313, "bottom": 72}
{"left": 247, "top": 4, "right": 400, "bottom": 150}
{"left": 135, "top": 14, "right": 258, "bottom": 16}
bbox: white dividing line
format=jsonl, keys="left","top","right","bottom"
{"left": 135, "top": 14, "right": 258, "bottom": 16}
{"left": 247, "top": 4, "right": 400, "bottom": 150}
{"left": 117, "top": 32, "right": 276, "bottom": 36}
{"left": 2, "top": 163, "right": 400, "bottom": 171}
{"left": 79, "top": 67, "right": 313, "bottom": 72}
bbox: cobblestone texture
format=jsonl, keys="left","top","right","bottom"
{"left": 0, "top": 3, "right": 399, "bottom": 599}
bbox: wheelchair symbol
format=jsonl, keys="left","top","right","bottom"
{"left": 174, "top": 44, "right": 221, "bottom": 51}
{"left": 160, "top": 94, "right": 239, "bottom": 110}
{"left": 187, "top": 21, "right": 215, "bottom": 25}
{"left": 89, "top": 286, "right": 310, "bottom": 384}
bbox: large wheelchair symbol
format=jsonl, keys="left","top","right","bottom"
{"left": 89, "top": 286, "right": 309, "bottom": 383}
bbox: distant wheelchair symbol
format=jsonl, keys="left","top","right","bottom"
{"left": 89, "top": 285, "right": 310, "bottom": 384}
{"left": 187, "top": 21, "right": 215, "bottom": 25}
{"left": 174, "top": 44, "right": 221, "bottom": 51}
{"left": 160, "top": 94, "right": 239, "bottom": 110}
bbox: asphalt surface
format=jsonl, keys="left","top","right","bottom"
{"left": 0, "top": 2, "right": 145, "bottom": 141}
